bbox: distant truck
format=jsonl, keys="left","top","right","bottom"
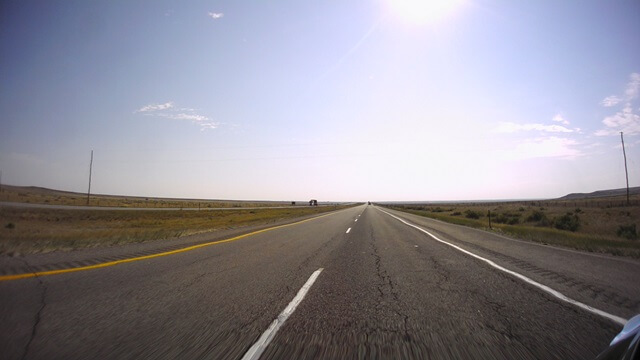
{"left": 368, "top": 201, "right": 371, "bottom": 205}
{"left": 309, "top": 199, "right": 318, "bottom": 206}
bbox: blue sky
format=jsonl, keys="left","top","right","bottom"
{"left": 1, "top": 0, "right": 639, "bottom": 201}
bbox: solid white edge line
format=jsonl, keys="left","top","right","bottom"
{"left": 376, "top": 207, "right": 628, "bottom": 326}
{"left": 241, "top": 268, "right": 324, "bottom": 360}
{"left": 346, "top": 228, "right": 351, "bottom": 233}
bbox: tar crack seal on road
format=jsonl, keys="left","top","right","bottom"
{"left": 16, "top": 257, "right": 47, "bottom": 360}
{"left": 369, "top": 227, "right": 411, "bottom": 342}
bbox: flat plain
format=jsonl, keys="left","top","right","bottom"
{"left": 385, "top": 193, "right": 640, "bottom": 258}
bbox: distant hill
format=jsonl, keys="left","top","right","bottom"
{"left": 558, "top": 186, "right": 640, "bottom": 200}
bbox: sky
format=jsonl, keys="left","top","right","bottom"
{"left": 1, "top": 0, "right": 639, "bottom": 202}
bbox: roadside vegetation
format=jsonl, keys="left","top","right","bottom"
{"left": 0, "top": 205, "right": 352, "bottom": 255}
{"left": 0, "top": 185, "right": 302, "bottom": 208}
{"left": 385, "top": 195, "right": 640, "bottom": 258}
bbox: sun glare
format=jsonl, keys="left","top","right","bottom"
{"left": 387, "top": 0, "right": 464, "bottom": 25}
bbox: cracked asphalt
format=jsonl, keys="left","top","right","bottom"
{"left": 1, "top": 204, "right": 638, "bottom": 359}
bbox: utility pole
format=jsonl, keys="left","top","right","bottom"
{"left": 87, "top": 150, "right": 93, "bottom": 205}
{"left": 620, "top": 132, "right": 630, "bottom": 205}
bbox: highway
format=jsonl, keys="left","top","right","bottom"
{"left": 1, "top": 204, "right": 638, "bottom": 359}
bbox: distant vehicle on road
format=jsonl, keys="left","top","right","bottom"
{"left": 309, "top": 199, "right": 318, "bottom": 206}
{"left": 368, "top": 201, "right": 371, "bottom": 205}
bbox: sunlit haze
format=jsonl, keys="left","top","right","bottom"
{"left": 1, "top": 1, "right": 639, "bottom": 201}
{"left": 387, "top": 0, "right": 465, "bottom": 24}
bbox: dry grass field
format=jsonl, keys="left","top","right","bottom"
{"left": 0, "top": 185, "right": 296, "bottom": 208}
{"left": 0, "top": 205, "right": 352, "bottom": 255}
{"left": 385, "top": 194, "right": 640, "bottom": 258}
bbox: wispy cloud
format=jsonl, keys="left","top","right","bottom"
{"left": 134, "top": 102, "right": 219, "bottom": 131}
{"left": 601, "top": 95, "right": 622, "bottom": 107}
{"left": 494, "top": 122, "right": 573, "bottom": 133}
{"left": 208, "top": 12, "right": 224, "bottom": 19}
{"left": 599, "top": 73, "right": 639, "bottom": 108}
{"left": 595, "top": 104, "right": 640, "bottom": 136}
{"left": 552, "top": 113, "right": 569, "bottom": 125}
{"left": 625, "top": 72, "right": 640, "bottom": 100}
{"left": 596, "top": 72, "right": 640, "bottom": 136}
{"left": 506, "top": 137, "right": 583, "bottom": 160}
{"left": 157, "top": 113, "right": 220, "bottom": 130}
{"left": 160, "top": 113, "right": 209, "bottom": 122}
{"left": 199, "top": 122, "right": 220, "bottom": 130}
{"left": 135, "top": 102, "right": 173, "bottom": 113}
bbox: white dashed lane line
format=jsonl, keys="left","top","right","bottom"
{"left": 346, "top": 228, "right": 351, "bottom": 234}
{"left": 241, "top": 268, "right": 324, "bottom": 360}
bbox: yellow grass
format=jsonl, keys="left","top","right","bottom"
{"left": 0, "top": 185, "right": 301, "bottom": 208}
{"left": 385, "top": 196, "right": 640, "bottom": 258}
{"left": 0, "top": 205, "right": 354, "bottom": 254}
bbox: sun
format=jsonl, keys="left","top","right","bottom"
{"left": 387, "top": 0, "right": 464, "bottom": 25}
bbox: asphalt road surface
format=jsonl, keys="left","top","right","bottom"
{"left": 1, "top": 204, "right": 638, "bottom": 359}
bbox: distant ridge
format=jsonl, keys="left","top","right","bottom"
{"left": 0, "top": 184, "right": 288, "bottom": 203}
{"left": 558, "top": 186, "right": 640, "bottom": 200}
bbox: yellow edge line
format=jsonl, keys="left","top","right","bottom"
{"left": 0, "top": 209, "right": 345, "bottom": 282}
